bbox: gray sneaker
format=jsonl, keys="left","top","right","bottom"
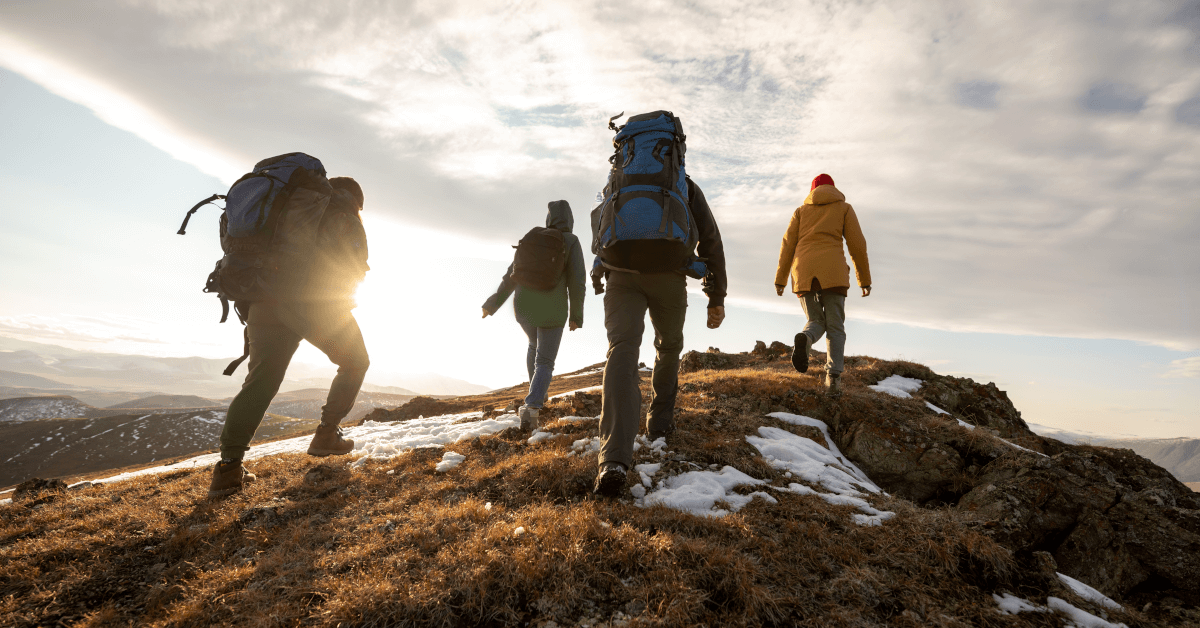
{"left": 519, "top": 405, "right": 539, "bottom": 431}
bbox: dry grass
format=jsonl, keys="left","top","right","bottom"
{"left": 0, "top": 351, "right": 1155, "bottom": 627}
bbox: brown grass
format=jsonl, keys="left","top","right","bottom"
{"left": 0, "top": 351, "right": 1156, "bottom": 627}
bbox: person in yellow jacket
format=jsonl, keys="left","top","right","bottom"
{"left": 774, "top": 173, "right": 871, "bottom": 395}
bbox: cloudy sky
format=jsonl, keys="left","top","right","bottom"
{"left": 1, "top": 0, "right": 1197, "bottom": 437}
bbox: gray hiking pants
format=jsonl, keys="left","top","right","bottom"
{"left": 219, "top": 301, "right": 369, "bottom": 460}
{"left": 800, "top": 292, "right": 846, "bottom": 375}
{"left": 599, "top": 271, "right": 687, "bottom": 468}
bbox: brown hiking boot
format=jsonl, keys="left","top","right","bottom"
{"left": 208, "top": 459, "right": 256, "bottom": 498}
{"left": 826, "top": 373, "right": 842, "bottom": 397}
{"left": 307, "top": 422, "right": 354, "bottom": 457}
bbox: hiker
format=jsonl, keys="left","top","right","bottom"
{"left": 590, "top": 111, "right": 727, "bottom": 497}
{"left": 208, "top": 173, "right": 371, "bottom": 498}
{"left": 482, "top": 200, "right": 586, "bottom": 430}
{"left": 774, "top": 173, "right": 871, "bottom": 396}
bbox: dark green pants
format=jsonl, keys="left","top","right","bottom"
{"left": 219, "top": 301, "right": 369, "bottom": 460}
{"left": 599, "top": 272, "right": 687, "bottom": 468}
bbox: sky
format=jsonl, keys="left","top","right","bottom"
{"left": 0, "top": 0, "right": 1197, "bottom": 438}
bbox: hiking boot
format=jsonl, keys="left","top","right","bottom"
{"left": 208, "top": 459, "right": 256, "bottom": 498}
{"left": 593, "top": 461, "right": 628, "bottom": 498}
{"left": 519, "top": 405, "right": 539, "bottom": 432}
{"left": 825, "top": 373, "right": 842, "bottom": 397}
{"left": 791, "top": 332, "right": 810, "bottom": 373}
{"left": 307, "top": 422, "right": 354, "bottom": 457}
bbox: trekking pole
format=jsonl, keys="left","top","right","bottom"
{"left": 177, "top": 194, "right": 226, "bottom": 235}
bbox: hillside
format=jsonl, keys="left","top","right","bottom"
{"left": 2, "top": 342, "right": 1197, "bottom": 626}
{"left": 0, "top": 396, "right": 93, "bottom": 423}
{"left": 0, "top": 411, "right": 310, "bottom": 489}
{"left": 106, "top": 395, "right": 223, "bottom": 409}
{"left": 1101, "top": 438, "right": 1200, "bottom": 483}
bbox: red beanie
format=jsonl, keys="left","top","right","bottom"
{"left": 811, "top": 173, "right": 835, "bottom": 190}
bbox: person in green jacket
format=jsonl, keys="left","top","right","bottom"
{"left": 483, "top": 200, "right": 586, "bottom": 430}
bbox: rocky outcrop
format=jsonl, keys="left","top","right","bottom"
{"left": 808, "top": 363, "right": 1200, "bottom": 605}
{"left": 959, "top": 445, "right": 1200, "bottom": 602}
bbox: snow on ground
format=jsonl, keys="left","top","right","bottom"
{"left": 1046, "top": 597, "right": 1127, "bottom": 628}
{"left": 868, "top": 375, "right": 923, "bottom": 399}
{"left": 638, "top": 466, "right": 777, "bottom": 517}
{"left": 747, "top": 412, "right": 894, "bottom": 525}
{"left": 350, "top": 412, "right": 517, "bottom": 467}
{"left": 554, "top": 415, "right": 598, "bottom": 423}
{"left": 548, "top": 386, "right": 602, "bottom": 400}
{"left": 926, "top": 402, "right": 949, "bottom": 415}
{"left": 1058, "top": 573, "right": 1122, "bottom": 611}
{"left": 993, "top": 593, "right": 1046, "bottom": 615}
{"left": 435, "top": 452, "right": 466, "bottom": 472}
{"left": 0, "top": 411, "right": 520, "bottom": 505}
{"left": 992, "top": 591, "right": 1127, "bottom": 627}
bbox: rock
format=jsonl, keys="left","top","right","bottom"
{"left": 13, "top": 477, "right": 67, "bottom": 502}
{"left": 679, "top": 349, "right": 748, "bottom": 373}
{"left": 751, "top": 340, "right": 768, "bottom": 355}
{"left": 815, "top": 372, "right": 1200, "bottom": 603}
{"left": 916, "top": 374, "right": 1035, "bottom": 442}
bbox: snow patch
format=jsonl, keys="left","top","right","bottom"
{"left": 1058, "top": 573, "right": 1122, "bottom": 611}
{"left": 926, "top": 401, "right": 949, "bottom": 415}
{"left": 993, "top": 593, "right": 1046, "bottom": 615}
{"left": 435, "top": 451, "right": 466, "bottom": 472}
{"left": 1047, "top": 597, "right": 1127, "bottom": 628}
{"left": 868, "top": 375, "right": 923, "bottom": 399}
{"left": 548, "top": 386, "right": 601, "bottom": 400}
{"left": 638, "top": 466, "right": 774, "bottom": 518}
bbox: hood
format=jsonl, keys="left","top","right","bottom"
{"left": 546, "top": 200, "right": 574, "bottom": 233}
{"left": 803, "top": 185, "right": 846, "bottom": 206}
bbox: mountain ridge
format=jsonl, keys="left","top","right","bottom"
{"left": 2, "top": 342, "right": 1197, "bottom": 626}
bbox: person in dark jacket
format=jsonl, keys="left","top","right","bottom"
{"left": 483, "top": 200, "right": 586, "bottom": 430}
{"left": 591, "top": 175, "right": 727, "bottom": 497}
{"left": 208, "top": 176, "right": 370, "bottom": 498}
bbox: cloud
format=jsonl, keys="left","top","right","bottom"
{"left": 1164, "top": 356, "right": 1200, "bottom": 378}
{"left": 1, "top": 0, "right": 1198, "bottom": 352}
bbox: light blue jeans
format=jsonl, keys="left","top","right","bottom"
{"left": 800, "top": 292, "right": 846, "bottom": 375}
{"left": 519, "top": 321, "right": 564, "bottom": 408}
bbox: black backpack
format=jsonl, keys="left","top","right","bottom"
{"left": 511, "top": 227, "right": 566, "bottom": 291}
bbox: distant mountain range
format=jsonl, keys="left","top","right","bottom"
{"left": 1102, "top": 438, "right": 1200, "bottom": 483}
{"left": 0, "top": 335, "right": 489, "bottom": 397}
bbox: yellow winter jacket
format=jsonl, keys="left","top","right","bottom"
{"left": 774, "top": 185, "right": 871, "bottom": 293}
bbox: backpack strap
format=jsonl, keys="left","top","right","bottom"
{"left": 177, "top": 194, "right": 226, "bottom": 235}
{"left": 222, "top": 302, "right": 252, "bottom": 376}
{"left": 223, "top": 326, "right": 251, "bottom": 376}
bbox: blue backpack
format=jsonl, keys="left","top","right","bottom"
{"left": 178, "top": 153, "right": 333, "bottom": 374}
{"left": 593, "top": 111, "right": 703, "bottom": 276}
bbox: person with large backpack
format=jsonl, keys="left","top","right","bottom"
{"left": 775, "top": 173, "right": 871, "bottom": 396}
{"left": 589, "top": 111, "right": 727, "bottom": 498}
{"left": 482, "top": 200, "right": 586, "bottom": 430}
{"left": 178, "top": 153, "right": 370, "bottom": 498}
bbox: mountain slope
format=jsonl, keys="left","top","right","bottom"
{"left": 0, "top": 411, "right": 311, "bottom": 488}
{"left": 0, "top": 370, "right": 78, "bottom": 389}
{"left": 1101, "top": 437, "right": 1200, "bottom": 483}
{"left": 0, "top": 396, "right": 93, "bottom": 423}
{"left": 1, "top": 343, "right": 1195, "bottom": 627}
{"left": 106, "top": 395, "right": 223, "bottom": 409}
